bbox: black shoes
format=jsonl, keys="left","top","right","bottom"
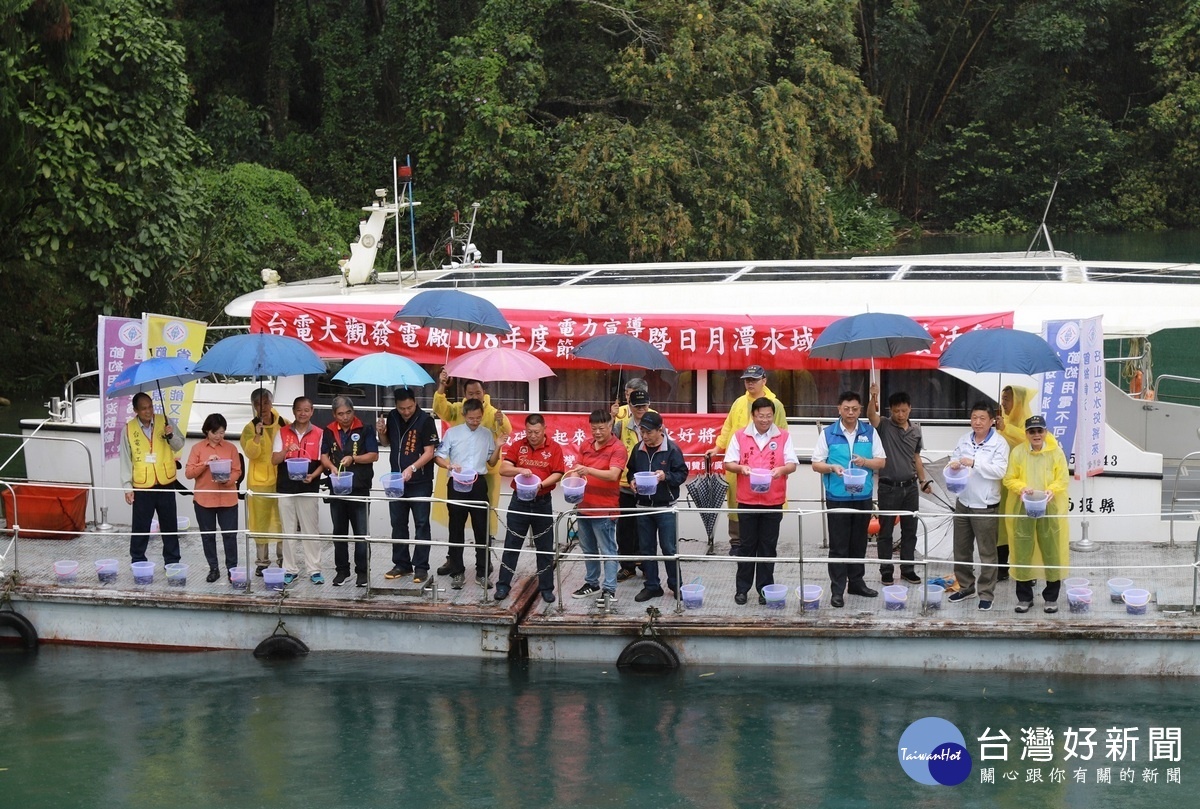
{"left": 437, "top": 561, "right": 458, "bottom": 576}
{"left": 734, "top": 592, "right": 748, "bottom": 605}
{"left": 900, "top": 571, "right": 922, "bottom": 584}
{"left": 332, "top": 571, "right": 351, "bottom": 586}
{"left": 494, "top": 585, "right": 510, "bottom": 601}
{"left": 831, "top": 594, "right": 845, "bottom": 608}
{"left": 758, "top": 591, "right": 767, "bottom": 605}
{"left": 634, "top": 587, "right": 664, "bottom": 603}
{"left": 384, "top": 566, "right": 411, "bottom": 579}
{"left": 355, "top": 572, "right": 368, "bottom": 587}
{"left": 542, "top": 591, "right": 556, "bottom": 604}
{"left": 848, "top": 584, "right": 878, "bottom": 598}
{"left": 206, "top": 568, "right": 221, "bottom": 583}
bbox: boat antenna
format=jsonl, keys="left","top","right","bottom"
{"left": 1026, "top": 177, "right": 1060, "bottom": 257}
{"left": 393, "top": 155, "right": 420, "bottom": 281}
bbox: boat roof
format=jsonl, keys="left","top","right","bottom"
{"left": 226, "top": 253, "right": 1200, "bottom": 338}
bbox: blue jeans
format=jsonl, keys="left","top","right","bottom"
{"left": 637, "top": 509, "right": 678, "bottom": 592}
{"left": 389, "top": 479, "right": 432, "bottom": 573}
{"left": 577, "top": 516, "right": 618, "bottom": 592}
{"left": 330, "top": 497, "right": 368, "bottom": 575}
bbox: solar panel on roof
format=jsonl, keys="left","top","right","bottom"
{"left": 900, "top": 266, "right": 1062, "bottom": 281}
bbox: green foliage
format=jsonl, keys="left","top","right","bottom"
{"left": 826, "top": 186, "right": 901, "bottom": 251}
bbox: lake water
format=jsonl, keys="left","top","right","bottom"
{"left": 1, "top": 647, "right": 1196, "bottom": 808}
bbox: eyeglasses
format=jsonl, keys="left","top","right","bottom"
{"left": 1027, "top": 428, "right": 1045, "bottom": 434}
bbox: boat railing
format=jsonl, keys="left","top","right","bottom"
{"left": 1168, "top": 451, "right": 1200, "bottom": 547}
{"left": 0, "top": 432, "right": 102, "bottom": 528}
{"left": 1153, "top": 374, "right": 1200, "bottom": 405}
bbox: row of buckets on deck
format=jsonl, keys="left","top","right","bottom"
{"left": 677, "top": 577, "right": 1152, "bottom": 614}
{"left": 52, "top": 559, "right": 288, "bottom": 591}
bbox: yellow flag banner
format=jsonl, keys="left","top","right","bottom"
{"left": 143, "top": 314, "right": 208, "bottom": 440}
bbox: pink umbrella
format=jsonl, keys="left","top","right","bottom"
{"left": 444, "top": 347, "right": 555, "bottom": 383}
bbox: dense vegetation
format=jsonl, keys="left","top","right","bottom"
{"left": 3, "top": 0, "right": 1199, "bottom": 391}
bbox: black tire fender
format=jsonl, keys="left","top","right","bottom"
{"left": 0, "top": 610, "right": 39, "bottom": 652}
{"left": 616, "top": 637, "right": 679, "bottom": 671}
{"left": 253, "top": 634, "right": 309, "bottom": 659}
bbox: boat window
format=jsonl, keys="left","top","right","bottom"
{"left": 740, "top": 266, "right": 899, "bottom": 282}
{"left": 541, "top": 369, "right": 694, "bottom": 414}
{"left": 1088, "top": 266, "right": 1200, "bottom": 283}
{"left": 708, "top": 369, "right": 980, "bottom": 420}
{"left": 573, "top": 269, "right": 731, "bottom": 286}
{"left": 900, "top": 266, "right": 1062, "bottom": 281}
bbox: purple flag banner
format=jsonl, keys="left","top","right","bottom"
{"left": 97, "top": 316, "right": 144, "bottom": 461}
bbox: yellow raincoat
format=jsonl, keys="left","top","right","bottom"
{"left": 1003, "top": 437, "right": 1070, "bottom": 583}
{"left": 431, "top": 392, "right": 512, "bottom": 535}
{"left": 997, "top": 386, "right": 1036, "bottom": 549}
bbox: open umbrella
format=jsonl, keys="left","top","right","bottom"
{"left": 938, "top": 328, "right": 1065, "bottom": 375}
{"left": 195, "top": 333, "right": 326, "bottom": 377}
{"left": 333, "top": 353, "right": 435, "bottom": 388}
{"left": 685, "top": 455, "right": 729, "bottom": 556}
{"left": 105, "top": 356, "right": 208, "bottom": 399}
{"left": 572, "top": 334, "right": 675, "bottom": 371}
{"left": 444, "top": 347, "right": 554, "bottom": 383}
{"left": 393, "top": 289, "right": 511, "bottom": 335}
{"left": 809, "top": 312, "right": 933, "bottom": 365}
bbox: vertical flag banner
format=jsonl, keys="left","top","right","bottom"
{"left": 1041, "top": 316, "right": 1105, "bottom": 476}
{"left": 1076, "top": 316, "right": 1106, "bottom": 478}
{"left": 144, "top": 314, "right": 208, "bottom": 438}
{"left": 97, "top": 316, "right": 144, "bottom": 461}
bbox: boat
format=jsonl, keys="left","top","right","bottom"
{"left": 7, "top": 181, "right": 1200, "bottom": 671}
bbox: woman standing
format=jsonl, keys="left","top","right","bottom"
{"left": 186, "top": 414, "right": 242, "bottom": 582}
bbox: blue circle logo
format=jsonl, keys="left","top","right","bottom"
{"left": 898, "top": 717, "right": 972, "bottom": 786}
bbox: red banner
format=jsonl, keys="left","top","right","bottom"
{"left": 251, "top": 302, "right": 1013, "bottom": 371}
{"left": 502, "top": 413, "right": 728, "bottom": 477}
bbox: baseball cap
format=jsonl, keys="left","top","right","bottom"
{"left": 629, "top": 390, "right": 650, "bottom": 407}
{"left": 1025, "top": 415, "right": 1047, "bottom": 431}
{"left": 740, "top": 365, "right": 766, "bottom": 380}
{"left": 640, "top": 411, "right": 663, "bottom": 431}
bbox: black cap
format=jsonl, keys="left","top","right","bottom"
{"left": 1025, "top": 415, "right": 1047, "bottom": 431}
{"left": 629, "top": 390, "right": 650, "bottom": 407}
{"left": 640, "top": 411, "right": 663, "bottom": 431}
{"left": 741, "top": 365, "right": 766, "bottom": 379}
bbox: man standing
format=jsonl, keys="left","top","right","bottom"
{"left": 434, "top": 398, "right": 502, "bottom": 590}
{"left": 626, "top": 412, "right": 689, "bottom": 602}
{"left": 811, "top": 391, "right": 886, "bottom": 608}
{"left": 568, "top": 408, "right": 628, "bottom": 604}
{"left": 320, "top": 396, "right": 379, "bottom": 587}
{"left": 120, "top": 392, "right": 185, "bottom": 565}
{"left": 1004, "top": 415, "right": 1070, "bottom": 614}
{"left": 706, "top": 365, "right": 787, "bottom": 554}
{"left": 432, "top": 372, "right": 512, "bottom": 542}
{"left": 495, "top": 414, "right": 565, "bottom": 604}
{"left": 722, "top": 398, "right": 798, "bottom": 605}
{"left": 377, "top": 387, "right": 439, "bottom": 584}
{"left": 947, "top": 401, "right": 1010, "bottom": 611}
{"left": 240, "top": 388, "right": 286, "bottom": 575}
{"left": 272, "top": 396, "right": 325, "bottom": 585}
{"left": 614, "top": 389, "right": 655, "bottom": 581}
{"left": 867, "top": 385, "right": 930, "bottom": 585}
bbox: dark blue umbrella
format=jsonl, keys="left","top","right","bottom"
{"left": 938, "top": 328, "right": 1064, "bottom": 375}
{"left": 195, "top": 333, "right": 326, "bottom": 377}
{"left": 393, "top": 289, "right": 511, "bottom": 335}
{"left": 571, "top": 334, "right": 676, "bottom": 372}
{"left": 809, "top": 312, "right": 933, "bottom": 361}
{"left": 105, "top": 356, "right": 208, "bottom": 398}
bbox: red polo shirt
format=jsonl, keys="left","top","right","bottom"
{"left": 574, "top": 435, "right": 627, "bottom": 517}
{"left": 504, "top": 436, "right": 565, "bottom": 491}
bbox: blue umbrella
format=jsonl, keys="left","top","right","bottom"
{"left": 332, "top": 353, "right": 435, "bottom": 387}
{"left": 571, "top": 334, "right": 676, "bottom": 372}
{"left": 393, "top": 289, "right": 511, "bottom": 335}
{"left": 938, "top": 329, "right": 1064, "bottom": 375}
{"left": 195, "top": 333, "right": 326, "bottom": 377}
{"left": 105, "top": 356, "right": 208, "bottom": 398}
{"left": 809, "top": 312, "right": 933, "bottom": 361}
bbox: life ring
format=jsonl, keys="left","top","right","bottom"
{"left": 0, "top": 610, "right": 39, "bottom": 652}
{"left": 617, "top": 637, "right": 680, "bottom": 671}
{"left": 253, "top": 634, "right": 309, "bottom": 659}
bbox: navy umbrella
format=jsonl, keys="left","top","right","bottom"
{"left": 393, "top": 289, "right": 511, "bottom": 335}
{"left": 809, "top": 312, "right": 933, "bottom": 362}
{"left": 195, "top": 333, "right": 326, "bottom": 378}
{"left": 571, "top": 334, "right": 676, "bottom": 372}
{"left": 105, "top": 356, "right": 208, "bottom": 398}
{"left": 938, "top": 329, "right": 1064, "bottom": 375}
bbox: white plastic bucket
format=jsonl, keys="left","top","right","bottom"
{"left": 680, "top": 583, "right": 704, "bottom": 609}
{"left": 514, "top": 473, "right": 540, "bottom": 501}
{"left": 330, "top": 471, "right": 354, "bottom": 495}
{"left": 944, "top": 465, "right": 969, "bottom": 494}
{"left": 381, "top": 472, "right": 405, "bottom": 497}
{"left": 208, "top": 458, "right": 231, "bottom": 483}
{"left": 633, "top": 471, "right": 658, "bottom": 496}
{"left": 131, "top": 560, "right": 155, "bottom": 585}
{"left": 762, "top": 583, "right": 787, "bottom": 609}
{"left": 54, "top": 560, "right": 78, "bottom": 584}
{"left": 262, "top": 566, "right": 286, "bottom": 592}
{"left": 924, "top": 583, "right": 945, "bottom": 610}
{"left": 883, "top": 584, "right": 908, "bottom": 611}
{"left": 1107, "top": 577, "right": 1134, "bottom": 604}
{"left": 229, "top": 566, "right": 248, "bottom": 591}
{"left": 1122, "top": 588, "right": 1150, "bottom": 615}
{"left": 842, "top": 467, "right": 867, "bottom": 494}
{"left": 1066, "top": 586, "right": 1092, "bottom": 614}
{"left": 1022, "top": 491, "right": 1049, "bottom": 518}
{"left": 286, "top": 457, "right": 309, "bottom": 481}
{"left": 561, "top": 477, "right": 586, "bottom": 505}
{"left": 800, "top": 584, "right": 822, "bottom": 611}
{"left": 165, "top": 562, "right": 188, "bottom": 587}
{"left": 451, "top": 470, "right": 477, "bottom": 493}
{"left": 748, "top": 468, "right": 772, "bottom": 494}
{"left": 95, "top": 558, "right": 119, "bottom": 584}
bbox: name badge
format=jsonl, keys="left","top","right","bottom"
{"left": 145, "top": 453, "right": 157, "bottom": 463}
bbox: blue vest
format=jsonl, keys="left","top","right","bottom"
{"left": 823, "top": 421, "right": 876, "bottom": 501}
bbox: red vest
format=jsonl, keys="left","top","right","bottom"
{"left": 733, "top": 430, "right": 789, "bottom": 506}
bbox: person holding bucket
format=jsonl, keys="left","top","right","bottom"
{"left": 495, "top": 414, "right": 565, "bottom": 603}
{"left": 567, "top": 408, "right": 629, "bottom": 604}
{"left": 185, "top": 413, "right": 241, "bottom": 582}
{"left": 722, "top": 397, "right": 798, "bottom": 605}
{"left": 434, "top": 398, "right": 503, "bottom": 590}
{"left": 272, "top": 396, "right": 326, "bottom": 585}
{"left": 121, "top": 392, "right": 186, "bottom": 567}
{"left": 626, "top": 411, "right": 689, "bottom": 603}
{"left": 1003, "top": 415, "right": 1070, "bottom": 614}
{"left": 320, "top": 396, "right": 379, "bottom": 587}
{"left": 377, "top": 387, "right": 440, "bottom": 585}
{"left": 811, "top": 391, "right": 886, "bottom": 608}
{"left": 240, "top": 388, "right": 287, "bottom": 576}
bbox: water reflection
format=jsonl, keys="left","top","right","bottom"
{"left": 1, "top": 648, "right": 1198, "bottom": 808}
